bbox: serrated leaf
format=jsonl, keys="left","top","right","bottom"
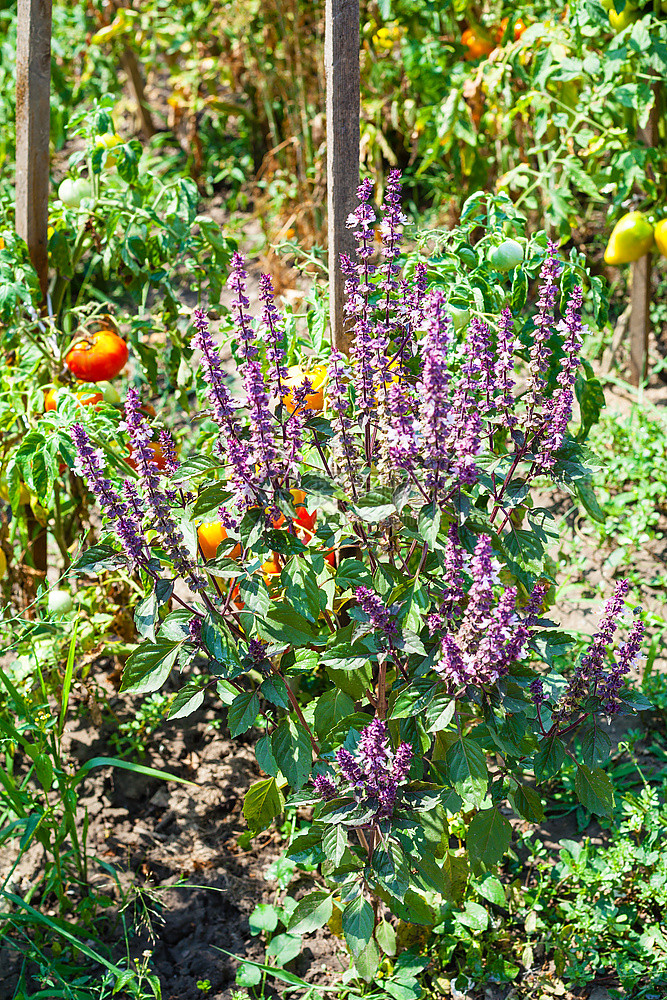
{"left": 322, "top": 825, "right": 347, "bottom": 866}
{"left": 121, "top": 639, "right": 180, "bottom": 694}
{"left": 574, "top": 764, "right": 614, "bottom": 818}
{"left": 287, "top": 891, "right": 333, "bottom": 934}
{"left": 445, "top": 737, "right": 488, "bottom": 807}
{"left": 280, "top": 558, "right": 321, "bottom": 623}
{"left": 342, "top": 895, "right": 374, "bottom": 958}
{"left": 168, "top": 680, "right": 206, "bottom": 720}
{"left": 228, "top": 691, "right": 260, "bottom": 736}
{"left": 375, "top": 919, "right": 396, "bottom": 956}
{"left": 474, "top": 874, "right": 506, "bottom": 907}
{"left": 256, "top": 734, "right": 279, "bottom": 777}
{"left": 510, "top": 782, "right": 544, "bottom": 823}
{"left": 354, "top": 935, "right": 380, "bottom": 983}
{"left": 262, "top": 604, "right": 318, "bottom": 645}
{"left": 271, "top": 719, "right": 313, "bottom": 790}
{"left": 467, "top": 808, "right": 512, "bottom": 871}
{"left": 314, "top": 689, "right": 355, "bottom": 738}
{"left": 243, "top": 777, "right": 284, "bottom": 835}
{"left": 372, "top": 841, "right": 409, "bottom": 901}
{"left": 579, "top": 725, "right": 612, "bottom": 768}
{"left": 533, "top": 734, "right": 566, "bottom": 781}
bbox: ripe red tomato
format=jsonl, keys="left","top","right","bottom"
{"left": 65, "top": 330, "right": 128, "bottom": 382}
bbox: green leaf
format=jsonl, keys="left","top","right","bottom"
{"left": 574, "top": 479, "right": 606, "bottom": 524}
{"left": 342, "top": 895, "right": 374, "bottom": 958}
{"left": 314, "top": 689, "right": 355, "bottom": 739}
{"left": 243, "top": 777, "right": 285, "bottom": 835}
{"left": 265, "top": 932, "right": 302, "bottom": 966}
{"left": 445, "top": 737, "right": 488, "bottom": 808}
{"left": 280, "top": 559, "right": 321, "bottom": 623}
{"left": 510, "top": 783, "right": 544, "bottom": 823}
{"left": 466, "top": 808, "right": 512, "bottom": 871}
{"left": 352, "top": 488, "right": 397, "bottom": 522}
{"left": 249, "top": 903, "right": 279, "bottom": 935}
{"left": 574, "top": 764, "right": 614, "bottom": 818}
{"left": 474, "top": 874, "right": 506, "bottom": 907}
{"left": 457, "top": 900, "right": 489, "bottom": 932}
{"left": 256, "top": 734, "right": 279, "bottom": 777}
{"left": 375, "top": 919, "right": 396, "bottom": 957}
{"left": 322, "top": 824, "right": 347, "bottom": 866}
{"left": 71, "top": 543, "right": 119, "bottom": 576}
{"left": 228, "top": 691, "right": 260, "bottom": 737}
{"left": 121, "top": 639, "right": 180, "bottom": 694}
{"left": 260, "top": 674, "right": 290, "bottom": 709}
{"left": 287, "top": 891, "right": 333, "bottom": 934}
{"left": 354, "top": 936, "right": 381, "bottom": 983}
{"left": 579, "top": 725, "right": 612, "bottom": 767}
{"left": 201, "top": 617, "right": 242, "bottom": 671}
{"left": 533, "top": 734, "right": 566, "bottom": 781}
{"left": 262, "top": 604, "right": 318, "bottom": 645}
{"left": 236, "top": 962, "right": 262, "bottom": 988}
{"left": 168, "top": 679, "right": 206, "bottom": 720}
{"left": 271, "top": 719, "right": 313, "bottom": 790}
{"left": 335, "top": 558, "right": 374, "bottom": 591}
{"left": 418, "top": 501, "right": 441, "bottom": 549}
{"left": 372, "top": 841, "right": 409, "bottom": 902}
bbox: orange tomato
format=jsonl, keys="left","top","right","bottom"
{"left": 198, "top": 521, "right": 242, "bottom": 561}
{"left": 496, "top": 17, "right": 528, "bottom": 42}
{"left": 65, "top": 330, "right": 129, "bottom": 382}
{"left": 461, "top": 26, "right": 494, "bottom": 60}
{"left": 281, "top": 365, "right": 327, "bottom": 414}
{"left": 44, "top": 386, "right": 103, "bottom": 411}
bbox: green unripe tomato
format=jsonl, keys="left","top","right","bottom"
{"left": 100, "top": 381, "right": 122, "bottom": 405}
{"left": 448, "top": 304, "right": 470, "bottom": 331}
{"left": 47, "top": 589, "right": 74, "bottom": 615}
{"left": 490, "top": 238, "right": 523, "bottom": 272}
{"left": 457, "top": 245, "right": 478, "bottom": 268}
{"left": 57, "top": 178, "right": 93, "bottom": 209}
{"left": 609, "top": 5, "right": 639, "bottom": 30}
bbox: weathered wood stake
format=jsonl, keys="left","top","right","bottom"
{"left": 325, "top": 0, "right": 360, "bottom": 355}
{"left": 628, "top": 82, "right": 659, "bottom": 387}
{"left": 15, "top": 0, "right": 52, "bottom": 302}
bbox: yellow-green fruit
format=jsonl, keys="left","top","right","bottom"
{"left": 609, "top": 6, "right": 639, "bottom": 31}
{"left": 654, "top": 219, "right": 667, "bottom": 258}
{"left": 604, "top": 211, "right": 654, "bottom": 265}
{"left": 0, "top": 548, "right": 6, "bottom": 579}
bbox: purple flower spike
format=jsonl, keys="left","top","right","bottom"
{"left": 258, "top": 273, "right": 288, "bottom": 400}
{"left": 418, "top": 290, "right": 453, "bottom": 491}
{"left": 228, "top": 252, "right": 257, "bottom": 362}
{"left": 524, "top": 241, "right": 562, "bottom": 433}
{"left": 72, "top": 423, "right": 145, "bottom": 566}
{"left": 386, "top": 380, "right": 417, "bottom": 470}
{"left": 191, "top": 307, "right": 254, "bottom": 507}
{"left": 124, "top": 387, "right": 205, "bottom": 590}
{"left": 318, "top": 719, "right": 414, "bottom": 819}
{"left": 496, "top": 307, "right": 517, "bottom": 428}
{"left": 356, "top": 586, "right": 397, "bottom": 635}
{"left": 159, "top": 429, "right": 180, "bottom": 475}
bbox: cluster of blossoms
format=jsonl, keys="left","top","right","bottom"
{"left": 314, "top": 718, "right": 413, "bottom": 819}
{"left": 426, "top": 529, "right": 547, "bottom": 691}
{"left": 72, "top": 390, "right": 205, "bottom": 593}
{"left": 331, "top": 171, "right": 585, "bottom": 509}
{"left": 549, "top": 580, "right": 644, "bottom": 719}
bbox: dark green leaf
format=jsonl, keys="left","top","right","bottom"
{"left": 287, "top": 891, "right": 333, "bottom": 934}
{"left": 372, "top": 841, "right": 409, "bottom": 901}
{"left": 314, "top": 689, "right": 355, "bottom": 739}
{"left": 574, "top": 764, "right": 614, "bottom": 818}
{"left": 342, "top": 896, "right": 374, "bottom": 958}
{"left": 271, "top": 719, "right": 313, "bottom": 790}
{"left": 280, "top": 558, "right": 321, "bottom": 623}
{"left": 243, "top": 777, "right": 284, "bottom": 835}
{"left": 121, "top": 639, "right": 180, "bottom": 694}
{"left": 466, "top": 808, "right": 512, "bottom": 871}
{"left": 533, "top": 734, "right": 566, "bottom": 781}
{"left": 228, "top": 691, "right": 260, "bottom": 737}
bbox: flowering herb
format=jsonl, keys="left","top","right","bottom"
{"left": 72, "top": 176, "right": 645, "bottom": 983}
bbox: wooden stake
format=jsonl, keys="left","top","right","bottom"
{"left": 325, "top": 0, "right": 360, "bottom": 355}
{"left": 628, "top": 81, "right": 659, "bottom": 387}
{"left": 15, "top": 0, "right": 52, "bottom": 302}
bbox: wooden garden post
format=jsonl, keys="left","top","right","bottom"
{"left": 15, "top": 0, "right": 52, "bottom": 303}
{"left": 629, "top": 83, "right": 660, "bottom": 386}
{"left": 15, "top": 0, "right": 51, "bottom": 604}
{"left": 325, "top": 0, "right": 360, "bottom": 355}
